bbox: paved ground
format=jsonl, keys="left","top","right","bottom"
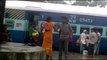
{"left": 52, "top": 51, "right": 107, "bottom": 60}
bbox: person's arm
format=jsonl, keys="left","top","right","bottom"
{"left": 80, "top": 34, "right": 83, "bottom": 42}
{"left": 68, "top": 24, "right": 73, "bottom": 35}
{"left": 90, "top": 33, "right": 94, "bottom": 39}
{"left": 95, "top": 34, "right": 99, "bottom": 42}
{"left": 53, "top": 23, "right": 60, "bottom": 32}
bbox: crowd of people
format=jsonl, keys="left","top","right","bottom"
{"left": 40, "top": 16, "right": 73, "bottom": 60}
{"left": 41, "top": 16, "right": 101, "bottom": 60}
{"left": 0, "top": 16, "right": 101, "bottom": 60}
{"left": 80, "top": 28, "right": 101, "bottom": 56}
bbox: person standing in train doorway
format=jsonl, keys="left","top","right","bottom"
{"left": 57, "top": 17, "right": 73, "bottom": 60}
{"left": 80, "top": 30, "right": 89, "bottom": 54}
{"left": 93, "top": 30, "right": 101, "bottom": 56}
{"left": 88, "top": 28, "right": 98, "bottom": 56}
{"left": 42, "top": 17, "right": 53, "bottom": 60}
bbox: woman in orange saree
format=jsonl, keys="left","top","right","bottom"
{"left": 42, "top": 17, "right": 53, "bottom": 60}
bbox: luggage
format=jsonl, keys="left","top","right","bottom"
{"left": 83, "top": 50, "right": 88, "bottom": 56}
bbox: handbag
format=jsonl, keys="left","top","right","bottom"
{"left": 68, "top": 35, "right": 72, "bottom": 44}
{"left": 76, "top": 38, "right": 81, "bottom": 45}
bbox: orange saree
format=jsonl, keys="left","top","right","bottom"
{"left": 42, "top": 22, "right": 53, "bottom": 56}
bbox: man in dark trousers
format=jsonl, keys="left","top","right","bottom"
{"left": 88, "top": 28, "right": 98, "bottom": 56}
{"left": 56, "top": 17, "right": 73, "bottom": 60}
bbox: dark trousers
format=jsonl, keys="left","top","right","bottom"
{"left": 46, "top": 55, "right": 52, "bottom": 60}
{"left": 80, "top": 44, "right": 87, "bottom": 53}
{"left": 59, "top": 38, "right": 68, "bottom": 60}
{"left": 88, "top": 43, "right": 95, "bottom": 55}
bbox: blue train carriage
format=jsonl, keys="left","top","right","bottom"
{"left": 5, "top": 1, "right": 107, "bottom": 54}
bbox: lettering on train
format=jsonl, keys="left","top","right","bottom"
{"left": 79, "top": 18, "right": 93, "bottom": 23}
{"left": 69, "top": 15, "right": 77, "bottom": 23}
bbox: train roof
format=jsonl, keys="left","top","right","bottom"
{"left": 6, "top": 1, "right": 107, "bottom": 17}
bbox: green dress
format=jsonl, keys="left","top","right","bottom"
{"left": 28, "top": 26, "right": 33, "bottom": 39}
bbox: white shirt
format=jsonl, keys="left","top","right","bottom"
{"left": 80, "top": 33, "right": 87, "bottom": 44}
{"left": 89, "top": 32, "right": 98, "bottom": 44}
{"left": 97, "top": 32, "right": 101, "bottom": 37}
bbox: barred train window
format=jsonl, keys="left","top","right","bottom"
{"left": 93, "top": 28, "right": 102, "bottom": 36}
{"left": 80, "top": 26, "right": 90, "bottom": 34}
{"left": 71, "top": 26, "right": 76, "bottom": 34}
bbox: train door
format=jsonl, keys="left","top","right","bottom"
{"left": 25, "top": 11, "right": 40, "bottom": 44}
{"left": 26, "top": 11, "right": 40, "bottom": 30}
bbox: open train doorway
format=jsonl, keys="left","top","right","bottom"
{"left": 25, "top": 11, "right": 41, "bottom": 46}
{"left": 26, "top": 11, "right": 40, "bottom": 31}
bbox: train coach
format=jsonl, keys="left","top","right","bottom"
{"left": 5, "top": 1, "right": 107, "bottom": 54}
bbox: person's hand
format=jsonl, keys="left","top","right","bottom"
{"left": 54, "top": 28, "right": 60, "bottom": 32}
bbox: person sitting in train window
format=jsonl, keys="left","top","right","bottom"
{"left": 88, "top": 28, "right": 98, "bottom": 56}
{"left": 0, "top": 24, "right": 12, "bottom": 44}
{"left": 32, "top": 27, "right": 39, "bottom": 46}
{"left": 80, "top": 30, "right": 89, "bottom": 54}
{"left": 42, "top": 17, "right": 53, "bottom": 60}
{"left": 56, "top": 16, "right": 73, "bottom": 60}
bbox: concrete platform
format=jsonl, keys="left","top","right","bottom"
{"left": 52, "top": 51, "right": 107, "bottom": 60}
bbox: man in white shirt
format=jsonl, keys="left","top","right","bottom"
{"left": 88, "top": 28, "right": 98, "bottom": 56}
{"left": 80, "top": 30, "right": 88, "bottom": 53}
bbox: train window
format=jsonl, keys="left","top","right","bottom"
{"left": 72, "top": 26, "right": 76, "bottom": 34}
{"left": 93, "top": 28, "right": 102, "bottom": 35}
{"left": 80, "top": 26, "right": 90, "bottom": 34}
{"left": 106, "top": 29, "right": 107, "bottom": 36}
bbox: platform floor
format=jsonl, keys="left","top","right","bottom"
{"left": 52, "top": 51, "right": 107, "bottom": 60}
